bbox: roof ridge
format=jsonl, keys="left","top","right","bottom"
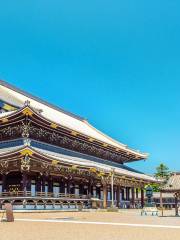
{"left": 0, "top": 79, "right": 85, "bottom": 121}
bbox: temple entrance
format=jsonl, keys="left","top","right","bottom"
{"left": 31, "top": 180, "right": 36, "bottom": 197}
{"left": 6, "top": 172, "right": 22, "bottom": 193}
{"left": 53, "top": 183, "right": 60, "bottom": 197}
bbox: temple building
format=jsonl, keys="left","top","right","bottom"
{"left": 160, "top": 173, "right": 180, "bottom": 216}
{"left": 0, "top": 80, "right": 155, "bottom": 210}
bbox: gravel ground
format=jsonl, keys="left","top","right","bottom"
{"left": 0, "top": 210, "right": 179, "bottom": 240}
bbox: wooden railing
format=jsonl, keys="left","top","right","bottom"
{"left": 0, "top": 191, "right": 89, "bottom": 199}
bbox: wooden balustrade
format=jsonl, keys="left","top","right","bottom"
{"left": 0, "top": 191, "right": 89, "bottom": 199}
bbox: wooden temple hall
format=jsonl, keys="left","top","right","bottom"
{"left": 0, "top": 80, "right": 156, "bottom": 210}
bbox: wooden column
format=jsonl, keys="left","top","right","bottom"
{"left": 2, "top": 174, "right": 6, "bottom": 192}
{"left": 103, "top": 184, "right": 107, "bottom": 209}
{"left": 64, "top": 183, "right": 67, "bottom": 195}
{"left": 126, "top": 187, "right": 130, "bottom": 201}
{"left": 22, "top": 172, "right": 27, "bottom": 196}
{"left": 136, "top": 188, "right": 139, "bottom": 199}
{"left": 141, "top": 188, "right": 144, "bottom": 208}
{"left": 42, "top": 175, "right": 46, "bottom": 193}
{"left": 59, "top": 178, "right": 63, "bottom": 194}
{"left": 160, "top": 191, "right": 163, "bottom": 216}
{"left": 116, "top": 186, "right": 120, "bottom": 208}
{"left": 48, "top": 177, "right": 53, "bottom": 194}
{"left": 93, "top": 186, "right": 96, "bottom": 197}
{"left": 131, "top": 187, "right": 135, "bottom": 207}
{"left": 121, "top": 188, "right": 124, "bottom": 200}
{"left": 175, "top": 193, "right": 179, "bottom": 216}
{"left": 67, "top": 181, "right": 70, "bottom": 194}
{"left": 96, "top": 186, "right": 101, "bottom": 199}
{"left": 88, "top": 181, "right": 92, "bottom": 198}
{"left": 160, "top": 191, "right": 163, "bottom": 208}
{"left": 79, "top": 183, "right": 82, "bottom": 195}
{"left": 75, "top": 184, "right": 79, "bottom": 196}
{"left": 36, "top": 176, "right": 41, "bottom": 192}
{"left": 70, "top": 183, "right": 75, "bottom": 194}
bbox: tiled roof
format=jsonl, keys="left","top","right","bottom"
{"left": 0, "top": 80, "right": 147, "bottom": 158}
{"left": 0, "top": 139, "right": 155, "bottom": 182}
{"left": 161, "top": 173, "right": 180, "bottom": 192}
{"left": 31, "top": 140, "right": 143, "bottom": 174}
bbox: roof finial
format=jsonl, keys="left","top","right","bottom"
{"left": 23, "top": 138, "right": 31, "bottom": 146}
{"left": 24, "top": 100, "right": 30, "bottom": 107}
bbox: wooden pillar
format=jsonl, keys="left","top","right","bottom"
{"left": 64, "top": 183, "right": 67, "bottom": 195}
{"left": 175, "top": 193, "right": 179, "bottom": 216}
{"left": 125, "top": 187, "right": 127, "bottom": 200}
{"left": 22, "top": 172, "right": 27, "bottom": 196}
{"left": 93, "top": 186, "right": 96, "bottom": 197}
{"left": 141, "top": 188, "right": 144, "bottom": 208}
{"left": 160, "top": 191, "right": 163, "bottom": 216}
{"left": 67, "top": 181, "right": 70, "bottom": 194}
{"left": 126, "top": 187, "right": 130, "bottom": 201}
{"left": 103, "top": 184, "right": 107, "bottom": 209}
{"left": 42, "top": 175, "right": 46, "bottom": 192}
{"left": 48, "top": 177, "right": 53, "bottom": 193}
{"left": 36, "top": 176, "right": 41, "bottom": 192}
{"left": 136, "top": 188, "right": 139, "bottom": 199}
{"left": 79, "top": 183, "right": 82, "bottom": 195}
{"left": 88, "top": 181, "right": 92, "bottom": 198}
{"left": 75, "top": 184, "right": 79, "bottom": 196}
{"left": 27, "top": 176, "right": 31, "bottom": 192}
{"left": 59, "top": 178, "right": 63, "bottom": 194}
{"left": 116, "top": 186, "right": 120, "bottom": 208}
{"left": 70, "top": 183, "right": 75, "bottom": 194}
{"left": 121, "top": 188, "right": 124, "bottom": 200}
{"left": 2, "top": 174, "right": 6, "bottom": 192}
{"left": 131, "top": 187, "right": 135, "bottom": 207}
{"left": 96, "top": 186, "right": 101, "bottom": 199}
{"left": 160, "top": 191, "right": 163, "bottom": 208}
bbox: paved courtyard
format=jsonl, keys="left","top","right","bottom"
{"left": 0, "top": 210, "right": 180, "bottom": 240}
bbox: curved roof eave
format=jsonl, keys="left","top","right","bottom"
{"left": 0, "top": 80, "right": 148, "bottom": 159}
{"left": 0, "top": 145, "right": 155, "bottom": 182}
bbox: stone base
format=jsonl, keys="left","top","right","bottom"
{"left": 107, "top": 206, "right": 119, "bottom": 212}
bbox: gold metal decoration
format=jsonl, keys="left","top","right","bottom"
{"left": 71, "top": 165, "right": 78, "bottom": 170}
{"left": 1, "top": 118, "right": 8, "bottom": 123}
{"left": 90, "top": 167, "right": 97, "bottom": 173}
{"left": 71, "top": 131, "right": 78, "bottom": 136}
{"left": 22, "top": 108, "right": 33, "bottom": 116}
{"left": 52, "top": 160, "right": 59, "bottom": 165}
{"left": 41, "top": 162, "right": 49, "bottom": 170}
{"left": 0, "top": 161, "right": 8, "bottom": 169}
{"left": 3, "top": 103, "right": 17, "bottom": 111}
{"left": 21, "top": 154, "right": 31, "bottom": 171}
{"left": 20, "top": 148, "right": 33, "bottom": 156}
{"left": 89, "top": 138, "right": 94, "bottom": 142}
{"left": 97, "top": 171, "right": 105, "bottom": 177}
{"left": 22, "top": 121, "right": 31, "bottom": 138}
{"left": 50, "top": 123, "right": 58, "bottom": 129}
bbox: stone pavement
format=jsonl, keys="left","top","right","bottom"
{"left": 0, "top": 210, "right": 179, "bottom": 240}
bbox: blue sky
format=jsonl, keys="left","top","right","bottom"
{"left": 0, "top": 1, "right": 180, "bottom": 173}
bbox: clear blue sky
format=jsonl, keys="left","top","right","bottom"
{"left": 0, "top": 1, "right": 180, "bottom": 174}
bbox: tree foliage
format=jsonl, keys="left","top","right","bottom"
{"left": 154, "top": 163, "right": 170, "bottom": 180}
{"left": 145, "top": 164, "right": 170, "bottom": 193}
{"left": 151, "top": 183, "right": 160, "bottom": 192}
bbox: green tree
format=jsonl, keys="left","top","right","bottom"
{"left": 155, "top": 163, "right": 170, "bottom": 180}
{"left": 151, "top": 183, "right": 160, "bottom": 192}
